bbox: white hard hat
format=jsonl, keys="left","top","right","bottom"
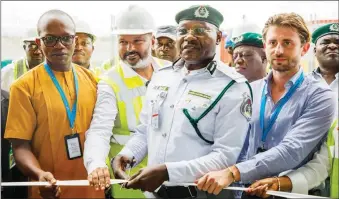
{"left": 22, "top": 37, "right": 36, "bottom": 43}
{"left": 113, "top": 5, "right": 155, "bottom": 35}
{"left": 75, "top": 20, "right": 96, "bottom": 42}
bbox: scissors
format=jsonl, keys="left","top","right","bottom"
{"left": 120, "top": 156, "right": 135, "bottom": 190}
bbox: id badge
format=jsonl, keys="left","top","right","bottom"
{"left": 64, "top": 133, "right": 82, "bottom": 160}
{"left": 151, "top": 100, "right": 160, "bottom": 130}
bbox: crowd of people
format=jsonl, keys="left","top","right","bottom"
{"left": 1, "top": 3, "right": 338, "bottom": 199}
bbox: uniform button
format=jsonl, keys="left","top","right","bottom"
{"left": 162, "top": 133, "right": 167, "bottom": 137}
{"left": 170, "top": 105, "right": 174, "bottom": 108}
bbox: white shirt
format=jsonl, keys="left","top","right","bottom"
{"left": 284, "top": 71, "right": 338, "bottom": 194}
{"left": 118, "top": 59, "right": 251, "bottom": 183}
{"left": 1, "top": 63, "right": 15, "bottom": 92}
{"left": 83, "top": 57, "right": 170, "bottom": 174}
{"left": 1, "top": 58, "right": 29, "bottom": 92}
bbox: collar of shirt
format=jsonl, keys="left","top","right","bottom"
{"left": 181, "top": 64, "right": 207, "bottom": 76}
{"left": 313, "top": 67, "right": 323, "bottom": 79}
{"left": 173, "top": 55, "right": 218, "bottom": 76}
{"left": 314, "top": 66, "right": 339, "bottom": 79}
{"left": 120, "top": 57, "right": 161, "bottom": 83}
{"left": 264, "top": 67, "right": 303, "bottom": 96}
{"left": 88, "top": 64, "right": 94, "bottom": 71}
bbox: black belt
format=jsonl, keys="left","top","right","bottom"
{"left": 156, "top": 185, "right": 197, "bottom": 198}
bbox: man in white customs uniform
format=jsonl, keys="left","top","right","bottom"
{"left": 83, "top": 4, "right": 171, "bottom": 199}
{"left": 110, "top": 5, "right": 253, "bottom": 199}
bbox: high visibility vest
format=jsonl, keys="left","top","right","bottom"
{"left": 13, "top": 58, "right": 28, "bottom": 80}
{"left": 327, "top": 119, "right": 338, "bottom": 199}
{"left": 101, "top": 57, "right": 169, "bottom": 198}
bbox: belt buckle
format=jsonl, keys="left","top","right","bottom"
{"left": 187, "top": 186, "right": 197, "bottom": 198}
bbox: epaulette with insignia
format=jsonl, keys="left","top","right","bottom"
{"left": 216, "top": 62, "right": 247, "bottom": 83}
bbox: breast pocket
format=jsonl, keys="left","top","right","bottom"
{"left": 177, "top": 92, "right": 212, "bottom": 119}
{"left": 147, "top": 88, "right": 169, "bottom": 129}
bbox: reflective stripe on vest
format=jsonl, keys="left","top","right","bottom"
{"left": 326, "top": 119, "right": 338, "bottom": 198}
{"left": 100, "top": 65, "right": 146, "bottom": 144}
{"left": 13, "top": 58, "right": 28, "bottom": 80}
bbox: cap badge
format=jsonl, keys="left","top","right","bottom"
{"left": 194, "top": 6, "right": 209, "bottom": 18}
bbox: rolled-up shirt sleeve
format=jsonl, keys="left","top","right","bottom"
{"left": 236, "top": 87, "right": 336, "bottom": 183}
{"left": 84, "top": 80, "right": 118, "bottom": 174}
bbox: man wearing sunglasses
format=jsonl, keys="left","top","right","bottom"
{"left": 4, "top": 9, "right": 104, "bottom": 199}
{"left": 1, "top": 37, "right": 45, "bottom": 92}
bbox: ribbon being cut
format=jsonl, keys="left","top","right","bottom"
{"left": 1, "top": 180, "right": 328, "bottom": 199}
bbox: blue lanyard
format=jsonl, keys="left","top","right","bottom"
{"left": 260, "top": 72, "right": 304, "bottom": 143}
{"left": 44, "top": 63, "right": 79, "bottom": 131}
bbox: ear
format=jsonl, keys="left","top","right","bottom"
{"left": 151, "top": 35, "right": 155, "bottom": 46}
{"left": 23, "top": 45, "right": 26, "bottom": 50}
{"left": 313, "top": 46, "right": 316, "bottom": 54}
{"left": 262, "top": 56, "right": 267, "bottom": 64}
{"left": 216, "top": 31, "right": 222, "bottom": 45}
{"left": 35, "top": 38, "right": 41, "bottom": 46}
{"left": 301, "top": 42, "right": 310, "bottom": 56}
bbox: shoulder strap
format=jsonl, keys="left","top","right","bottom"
{"left": 183, "top": 80, "right": 236, "bottom": 144}
{"left": 245, "top": 81, "right": 253, "bottom": 101}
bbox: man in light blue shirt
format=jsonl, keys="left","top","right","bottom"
{"left": 196, "top": 13, "right": 336, "bottom": 195}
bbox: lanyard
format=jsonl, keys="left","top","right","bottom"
{"left": 44, "top": 63, "right": 79, "bottom": 132}
{"left": 260, "top": 72, "right": 304, "bottom": 143}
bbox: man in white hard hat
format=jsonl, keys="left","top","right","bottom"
{"left": 72, "top": 20, "right": 100, "bottom": 74}
{"left": 1, "top": 37, "right": 44, "bottom": 92}
{"left": 83, "top": 4, "right": 171, "bottom": 199}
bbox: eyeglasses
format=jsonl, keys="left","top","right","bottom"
{"left": 40, "top": 35, "right": 76, "bottom": 47}
{"left": 177, "top": 27, "right": 213, "bottom": 37}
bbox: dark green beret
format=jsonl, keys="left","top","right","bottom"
{"left": 233, "top": 32, "right": 263, "bottom": 49}
{"left": 312, "top": 23, "right": 339, "bottom": 44}
{"left": 175, "top": 5, "right": 224, "bottom": 28}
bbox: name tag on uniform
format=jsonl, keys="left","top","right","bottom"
{"left": 151, "top": 100, "right": 160, "bottom": 130}
{"left": 64, "top": 133, "right": 82, "bottom": 160}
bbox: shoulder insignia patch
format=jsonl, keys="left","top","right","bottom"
{"left": 240, "top": 92, "right": 252, "bottom": 121}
